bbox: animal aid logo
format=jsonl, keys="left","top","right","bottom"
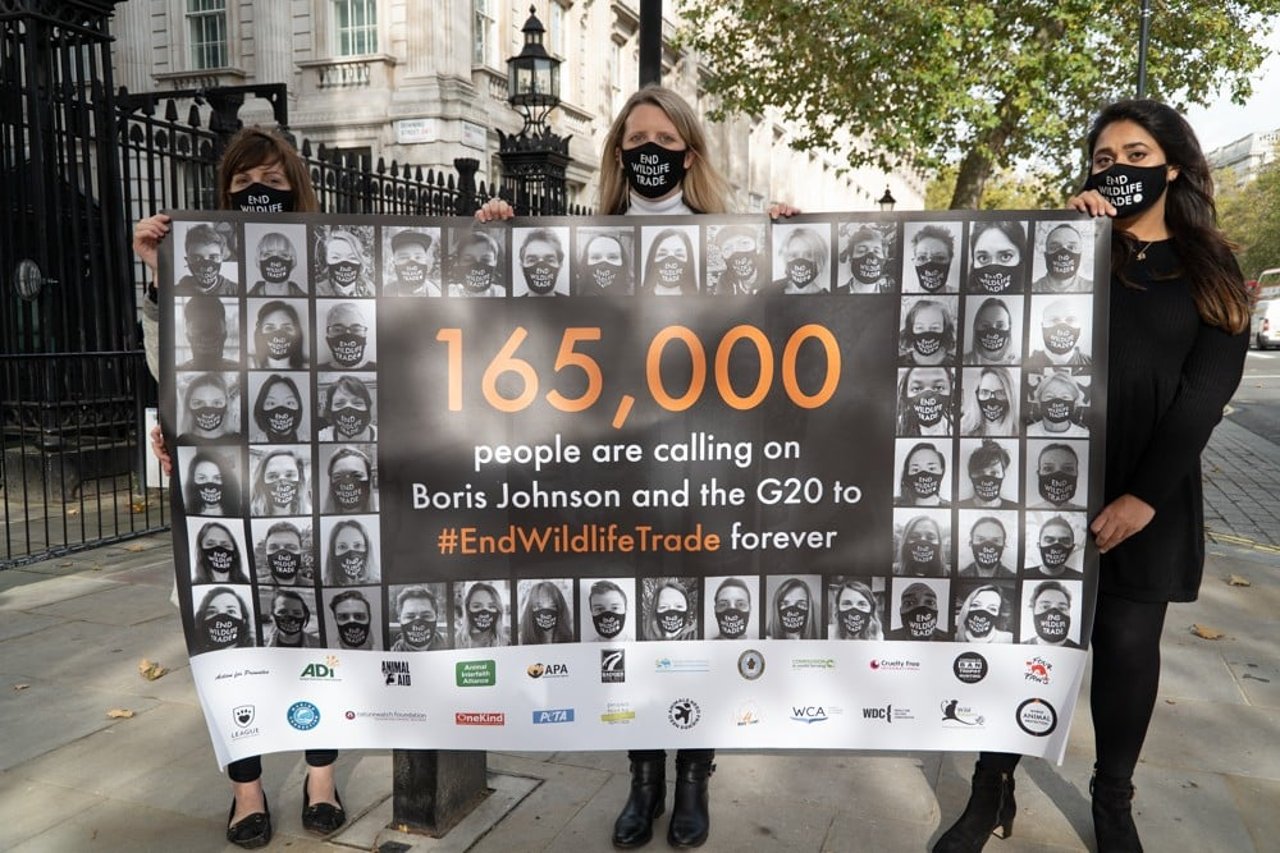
{"left": 382, "top": 659, "right": 411, "bottom": 686}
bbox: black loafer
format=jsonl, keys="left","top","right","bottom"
{"left": 226, "top": 795, "right": 271, "bottom": 849}
{"left": 302, "top": 779, "right": 346, "bottom": 835}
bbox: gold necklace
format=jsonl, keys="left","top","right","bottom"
{"left": 1136, "top": 240, "right": 1154, "bottom": 261}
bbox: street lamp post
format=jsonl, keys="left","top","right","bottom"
{"left": 878, "top": 186, "right": 896, "bottom": 212}
{"left": 1137, "top": 0, "right": 1152, "bottom": 98}
{"left": 498, "top": 6, "right": 572, "bottom": 216}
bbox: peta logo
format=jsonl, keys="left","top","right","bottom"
{"left": 532, "top": 708, "right": 575, "bottom": 724}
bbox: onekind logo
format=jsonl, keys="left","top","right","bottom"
{"left": 532, "top": 708, "right": 575, "bottom": 724}
{"left": 790, "top": 705, "right": 830, "bottom": 724}
{"left": 455, "top": 711, "right": 505, "bottom": 726}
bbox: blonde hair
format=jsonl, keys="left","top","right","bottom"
{"left": 599, "top": 85, "right": 730, "bottom": 215}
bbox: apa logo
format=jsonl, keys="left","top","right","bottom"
{"left": 532, "top": 708, "right": 575, "bottom": 724}
{"left": 940, "top": 699, "right": 985, "bottom": 728}
{"left": 1024, "top": 656, "right": 1053, "bottom": 685}
{"left": 790, "top": 705, "right": 830, "bottom": 724}
{"left": 527, "top": 662, "right": 570, "bottom": 679}
{"left": 601, "top": 649, "right": 626, "bottom": 684}
{"left": 668, "top": 698, "right": 701, "bottom": 730}
{"left": 300, "top": 655, "right": 341, "bottom": 680}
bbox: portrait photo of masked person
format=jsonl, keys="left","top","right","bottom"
{"left": 899, "top": 296, "right": 959, "bottom": 366}
{"left": 836, "top": 223, "right": 898, "bottom": 293}
{"left": 248, "top": 299, "right": 308, "bottom": 370}
{"left": 1032, "top": 221, "right": 1094, "bottom": 293}
{"left": 248, "top": 373, "right": 307, "bottom": 444}
{"left": 893, "top": 511, "right": 951, "bottom": 577}
{"left": 252, "top": 520, "right": 310, "bottom": 586}
{"left": 957, "top": 438, "right": 1020, "bottom": 508}
{"left": 885, "top": 578, "right": 951, "bottom": 641}
{"left": 176, "top": 296, "right": 239, "bottom": 371}
{"left": 1028, "top": 440, "right": 1089, "bottom": 511}
{"left": 1026, "top": 294, "right": 1093, "bottom": 368}
{"left": 192, "top": 585, "right": 254, "bottom": 654}
{"left": 766, "top": 576, "right": 821, "bottom": 639}
{"left": 896, "top": 366, "right": 955, "bottom": 436}
{"left": 708, "top": 224, "right": 766, "bottom": 295}
{"left": 317, "top": 301, "right": 376, "bottom": 370}
{"left": 321, "top": 517, "right": 379, "bottom": 585}
{"left": 458, "top": 581, "right": 510, "bottom": 648}
{"left": 320, "top": 446, "right": 377, "bottom": 514}
{"left": 895, "top": 440, "right": 952, "bottom": 508}
{"left": 173, "top": 223, "right": 239, "bottom": 296}
{"left": 641, "top": 577, "right": 699, "bottom": 640}
{"left": 903, "top": 223, "right": 959, "bottom": 294}
{"left": 966, "top": 220, "right": 1029, "bottom": 295}
{"left": 246, "top": 226, "right": 306, "bottom": 296}
{"left": 389, "top": 584, "right": 449, "bottom": 651}
{"left": 1024, "top": 513, "right": 1087, "bottom": 578}
{"left": 189, "top": 519, "right": 251, "bottom": 584}
{"left": 1019, "top": 579, "right": 1082, "bottom": 648}
{"left": 963, "top": 296, "right": 1023, "bottom": 366}
{"left": 325, "top": 589, "right": 379, "bottom": 651}
{"left": 179, "top": 447, "right": 242, "bottom": 517}
{"left": 177, "top": 372, "right": 240, "bottom": 443}
{"left": 317, "top": 374, "right": 377, "bottom": 442}
{"left": 249, "top": 447, "right": 311, "bottom": 516}
{"left": 956, "top": 512, "right": 1018, "bottom": 577}
{"left": 262, "top": 587, "right": 321, "bottom": 647}
{"left": 639, "top": 225, "right": 700, "bottom": 295}
{"left": 960, "top": 367, "right": 1021, "bottom": 437}
{"left": 314, "top": 228, "right": 375, "bottom": 297}
{"left": 513, "top": 227, "right": 569, "bottom": 296}
{"left": 771, "top": 224, "right": 831, "bottom": 295}
{"left": 447, "top": 228, "right": 505, "bottom": 298}
{"left": 1027, "top": 372, "right": 1091, "bottom": 437}
{"left": 517, "top": 579, "right": 575, "bottom": 644}
{"left": 581, "top": 578, "right": 633, "bottom": 642}
{"left": 705, "top": 576, "right": 757, "bottom": 640}
{"left": 954, "top": 582, "right": 1016, "bottom": 643}
{"left": 383, "top": 227, "right": 441, "bottom": 297}
{"left": 829, "top": 579, "right": 884, "bottom": 640}
{"left": 574, "top": 228, "right": 634, "bottom": 296}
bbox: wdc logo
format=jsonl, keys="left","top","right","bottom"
{"left": 601, "top": 649, "right": 625, "bottom": 683}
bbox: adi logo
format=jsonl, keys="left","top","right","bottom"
{"left": 300, "top": 655, "right": 340, "bottom": 680}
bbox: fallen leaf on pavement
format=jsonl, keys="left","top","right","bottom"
{"left": 1191, "top": 624, "right": 1225, "bottom": 640}
{"left": 1226, "top": 574, "right": 1251, "bottom": 587}
{"left": 124, "top": 542, "right": 148, "bottom": 552}
{"left": 138, "top": 659, "right": 168, "bottom": 681}
{"left": 13, "top": 683, "right": 30, "bottom": 691}
{"left": 106, "top": 708, "right": 135, "bottom": 719}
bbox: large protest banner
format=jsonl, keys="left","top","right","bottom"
{"left": 160, "top": 210, "right": 1109, "bottom": 766}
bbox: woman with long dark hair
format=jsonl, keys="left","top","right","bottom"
{"left": 934, "top": 100, "right": 1249, "bottom": 853}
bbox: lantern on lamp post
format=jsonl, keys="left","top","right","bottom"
{"left": 878, "top": 185, "right": 897, "bottom": 212}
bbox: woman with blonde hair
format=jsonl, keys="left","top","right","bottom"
{"left": 831, "top": 580, "right": 883, "bottom": 640}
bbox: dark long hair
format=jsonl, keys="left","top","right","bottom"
{"left": 217, "top": 127, "right": 319, "bottom": 212}
{"left": 1085, "top": 100, "right": 1249, "bottom": 334}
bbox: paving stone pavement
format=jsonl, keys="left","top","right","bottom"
{"left": 1202, "top": 416, "right": 1280, "bottom": 550}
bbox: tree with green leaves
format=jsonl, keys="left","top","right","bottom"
{"left": 1218, "top": 149, "right": 1280, "bottom": 279}
{"left": 677, "top": 0, "right": 1279, "bottom": 208}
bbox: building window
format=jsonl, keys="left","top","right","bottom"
{"left": 334, "top": 0, "right": 378, "bottom": 57}
{"left": 187, "top": 0, "right": 228, "bottom": 70}
{"left": 549, "top": 2, "right": 565, "bottom": 57}
{"left": 473, "top": 0, "right": 496, "bottom": 67}
{"left": 609, "top": 39, "right": 622, "bottom": 114}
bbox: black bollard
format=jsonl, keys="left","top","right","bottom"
{"left": 391, "top": 749, "right": 489, "bottom": 837}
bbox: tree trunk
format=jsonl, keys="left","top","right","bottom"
{"left": 950, "top": 147, "right": 993, "bottom": 210}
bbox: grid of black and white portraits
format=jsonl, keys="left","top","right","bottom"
{"left": 176, "top": 214, "right": 1099, "bottom": 657}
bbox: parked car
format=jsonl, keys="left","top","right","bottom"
{"left": 1254, "top": 298, "right": 1280, "bottom": 350}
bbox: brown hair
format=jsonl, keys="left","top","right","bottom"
{"left": 217, "top": 127, "right": 319, "bottom": 212}
{"left": 599, "top": 85, "right": 729, "bottom": 215}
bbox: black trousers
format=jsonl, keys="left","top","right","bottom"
{"left": 628, "top": 749, "right": 715, "bottom": 763}
{"left": 980, "top": 591, "right": 1169, "bottom": 780}
{"left": 227, "top": 750, "right": 338, "bottom": 784}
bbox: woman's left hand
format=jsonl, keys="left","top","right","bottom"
{"left": 768, "top": 203, "right": 801, "bottom": 219}
{"left": 1091, "top": 493, "right": 1155, "bottom": 553}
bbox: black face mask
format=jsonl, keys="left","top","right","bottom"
{"left": 839, "top": 607, "right": 868, "bottom": 637}
{"left": 231, "top": 183, "right": 295, "bottom": 213}
{"left": 395, "top": 259, "right": 430, "bottom": 288}
{"left": 910, "top": 330, "right": 945, "bottom": 358}
{"left": 779, "top": 603, "right": 808, "bottom": 633}
{"left": 715, "top": 608, "right": 748, "bottom": 639}
{"left": 202, "top": 544, "right": 237, "bottom": 576}
{"left": 851, "top": 254, "right": 884, "bottom": 284}
{"left": 1039, "top": 542, "right": 1073, "bottom": 570}
{"left": 268, "top": 477, "right": 298, "bottom": 508}
{"left": 188, "top": 257, "right": 223, "bottom": 289}
{"left": 189, "top": 402, "right": 226, "bottom": 432}
{"left": 1084, "top": 163, "right": 1169, "bottom": 219}
{"left": 978, "top": 395, "right": 1009, "bottom": 423}
{"left": 202, "top": 613, "right": 245, "bottom": 650}
{"left": 259, "top": 327, "right": 301, "bottom": 362}
{"left": 1039, "top": 472, "right": 1078, "bottom": 503}
{"left": 332, "top": 405, "right": 372, "bottom": 439}
{"left": 402, "top": 616, "right": 435, "bottom": 648}
{"left": 328, "top": 260, "right": 362, "bottom": 290}
{"left": 593, "top": 610, "right": 625, "bottom": 639}
{"left": 656, "top": 608, "right": 687, "bottom": 635}
{"left": 469, "top": 608, "right": 498, "bottom": 632}
{"left": 1045, "top": 249, "right": 1081, "bottom": 279}
{"left": 196, "top": 482, "right": 224, "bottom": 508}
{"left": 621, "top": 141, "right": 687, "bottom": 199}
{"left": 915, "top": 261, "right": 949, "bottom": 292}
{"left": 337, "top": 551, "right": 367, "bottom": 581}
{"left": 456, "top": 260, "right": 497, "bottom": 294}
{"left": 975, "top": 327, "right": 1009, "bottom": 355}
{"left": 972, "top": 542, "right": 1004, "bottom": 570}
{"left": 327, "top": 333, "right": 367, "bottom": 367}
{"left": 1043, "top": 323, "right": 1081, "bottom": 355}
{"left": 330, "top": 472, "right": 370, "bottom": 511}
{"left": 587, "top": 260, "right": 623, "bottom": 291}
{"left": 971, "top": 474, "right": 1004, "bottom": 501}
{"left": 906, "top": 540, "right": 938, "bottom": 570}
{"left": 257, "top": 402, "right": 300, "bottom": 440}
{"left": 902, "top": 605, "right": 938, "bottom": 639}
{"left": 338, "top": 620, "right": 370, "bottom": 648}
{"left": 532, "top": 607, "right": 559, "bottom": 632}
{"left": 273, "top": 611, "right": 304, "bottom": 635}
{"left": 906, "top": 470, "right": 942, "bottom": 500}
{"left": 724, "top": 251, "right": 758, "bottom": 283}
{"left": 787, "top": 259, "right": 818, "bottom": 288}
{"left": 522, "top": 262, "right": 560, "bottom": 295}
{"left": 965, "top": 610, "right": 995, "bottom": 638}
{"left": 969, "top": 264, "right": 1022, "bottom": 293}
{"left": 910, "top": 390, "right": 948, "bottom": 427}
{"left": 268, "top": 549, "right": 299, "bottom": 582}
{"left": 1034, "top": 608, "right": 1071, "bottom": 642}
{"left": 259, "top": 254, "right": 295, "bottom": 284}
{"left": 1042, "top": 397, "right": 1076, "bottom": 424}
{"left": 654, "top": 257, "right": 687, "bottom": 288}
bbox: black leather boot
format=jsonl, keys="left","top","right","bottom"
{"left": 612, "top": 756, "right": 666, "bottom": 848}
{"left": 1091, "top": 774, "right": 1143, "bottom": 852}
{"left": 666, "top": 756, "right": 714, "bottom": 848}
{"left": 932, "top": 765, "right": 1016, "bottom": 853}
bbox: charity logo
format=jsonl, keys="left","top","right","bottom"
{"left": 532, "top": 708, "right": 575, "bottom": 724}
{"left": 733, "top": 701, "right": 761, "bottom": 727}
{"left": 456, "top": 659, "right": 496, "bottom": 687}
{"left": 601, "top": 649, "right": 626, "bottom": 683}
{"left": 455, "top": 711, "right": 505, "bottom": 726}
{"left": 791, "top": 704, "right": 841, "bottom": 724}
{"left": 345, "top": 709, "right": 428, "bottom": 722}
{"left": 940, "top": 699, "right": 985, "bottom": 727}
{"left": 862, "top": 703, "right": 915, "bottom": 723}
{"left": 346, "top": 710, "right": 355, "bottom": 720}
{"left": 287, "top": 701, "right": 320, "bottom": 731}
{"left": 601, "top": 700, "right": 636, "bottom": 724}
{"left": 233, "top": 705, "right": 255, "bottom": 727}
{"left": 654, "top": 656, "right": 710, "bottom": 673}
{"left": 382, "top": 659, "right": 411, "bottom": 686}
{"left": 527, "top": 662, "right": 570, "bottom": 679}
{"left": 668, "top": 698, "right": 702, "bottom": 730}
{"left": 300, "top": 655, "right": 340, "bottom": 680}
{"left": 737, "top": 649, "right": 765, "bottom": 681}
{"left": 953, "top": 652, "right": 988, "bottom": 684}
{"left": 869, "top": 658, "right": 921, "bottom": 673}
{"left": 1024, "top": 656, "right": 1053, "bottom": 685}
{"left": 791, "top": 657, "right": 836, "bottom": 671}
{"left": 1016, "top": 698, "right": 1058, "bottom": 737}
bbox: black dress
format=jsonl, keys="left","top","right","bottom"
{"left": 1101, "top": 240, "right": 1248, "bottom": 602}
